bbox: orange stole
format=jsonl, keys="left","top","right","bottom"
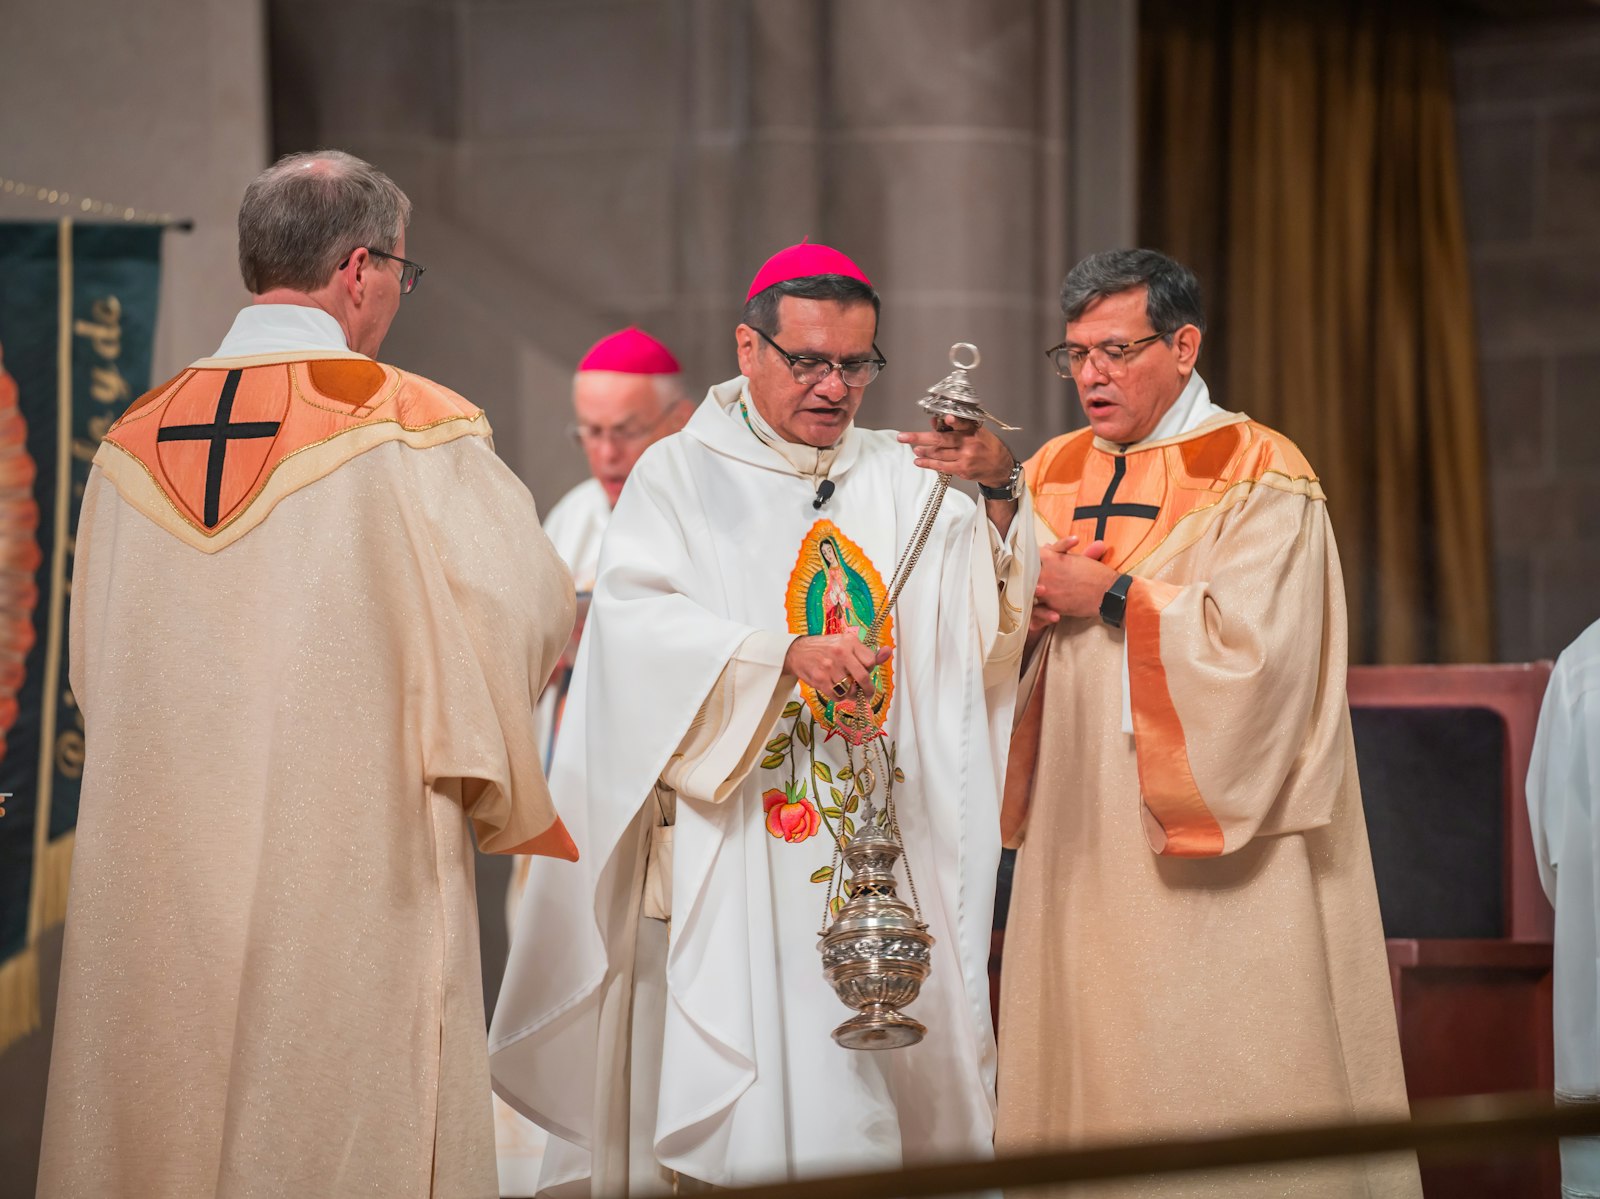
{"left": 1013, "top": 417, "right": 1321, "bottom": 857}
{"left": 104, "top": 359, "right": 481, "bottom": 539}
{"left": 1023, "top": 417, "right": 1316, "bottom": 572}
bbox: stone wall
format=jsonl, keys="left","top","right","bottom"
{"left": 269, "top": 0, "right": 1094, "bottom": 514}
{"left": 1453, "top": 12, "right": 1600, "bottom": 662}
{"left": 0, "top": 0, "right": 267, "bottom": 378}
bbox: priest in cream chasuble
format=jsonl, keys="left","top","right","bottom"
{"left": 491, "top": 244, "right": 1036, "bottom": 1193}
{"left": 998, "top": 250, "right": 1420, "bottom": 1198}
{"left": 40, "top": 151, "right": 577, "bottom": 1199}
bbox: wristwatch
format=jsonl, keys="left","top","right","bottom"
{"left": 1099, "top": 573, "right": 1134, "bottom": 629}
{"left": 979, "top": 458, "right": 1024, "bottom": 503}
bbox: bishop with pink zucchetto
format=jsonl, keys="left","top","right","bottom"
{"left": 743, "top": 240, "right": 873, "bottom": 300}
{"left": 577, "top": 325, "right": 683, "bottom": 376}
{"left": 492, "top": 243, "right": 1039, "bottom": 1191}
{"left": 490, "top": 321, "right": 693, "bottom": 1195}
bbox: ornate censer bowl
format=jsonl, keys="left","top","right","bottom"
{"left": 818, "top": 815, "right": 934, "bottom": 1049}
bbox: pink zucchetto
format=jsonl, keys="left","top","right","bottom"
{"left": 576, "top": 326, "right": 682, "bottom": 375}
{"left": 744, "top": 242, "right": 873, "bottom": 302}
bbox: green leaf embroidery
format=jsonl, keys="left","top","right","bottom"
{"left": 838, "top": 766, "right": 853, "bottom": 780}
{"left": 809, "top": 865, "right": 835, "bottom": 883}
{"left": 830, "top": 895, "right": 846, "bottom": 915}
{"left": 830, "top": 787, "right": 844, "bottom": 804}
{"left": 841, "top": 878, "right": 854, "bottom": 898}
{"left": 765, "top": 733, "right": 792, "bottom": 754}
{"left": 797, "top": 721, "right": 814, "bottom": 749}
{"left": 812, "top": 760, "right": 833, "bottom": 783}
{"left": 844, "top": 794, "right": 859, "bottom": 814}
{"left": 842, "top": 816, "right": 856, "bottom": 836}
{"left": 782, "top": 700, "right": 803, "bottom": 719}
{"left": 760, "top": 752, "right": 786, "bottom": 770}
{"left": 822, "top": 806, "right": 843, "bottom": 820}
{"left": 893, "top": 767, "right": 905, "bottom": 783}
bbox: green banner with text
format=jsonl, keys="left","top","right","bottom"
{"left": 0, "top": 220, "right": 162, "bottom": 1050}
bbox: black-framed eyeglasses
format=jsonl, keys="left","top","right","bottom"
{"left": 338, "top": 247, "right": 426, "bottom": 295}
{"left": 1046, "top": 330, "right": 1169, "bottom": 380}
{"left": 754, "top": 327, "right": 886, "bottom": 388}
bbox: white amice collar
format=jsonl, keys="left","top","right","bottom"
{"left": 211, "top": 304, "right": 351, "bottom": 358}
{"left": 725, "top": 385, "right": 845, "bottom": 485}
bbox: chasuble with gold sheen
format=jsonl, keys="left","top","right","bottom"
{"left": 998, "top": 375, "right": 1421, "bottom": 1198}
{"left": 38, "top": 311, "right": 576, "bottom": 1199}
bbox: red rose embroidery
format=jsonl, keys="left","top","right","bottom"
{"left": 763, "top": 784, "right": 820, "bottom": 844}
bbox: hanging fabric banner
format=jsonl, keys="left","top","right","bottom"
{"left": 0, "top": 220, "right": 162, "bottom": 1050}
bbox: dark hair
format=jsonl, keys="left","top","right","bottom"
{"left": 237, "top": 150, "right": 411, "bottom": 294}
{"left": 740, "top": 275, "right": 881, "bottom": 335}
{"left": 1059, "top": 248, "right": 1206, "bottom": 337}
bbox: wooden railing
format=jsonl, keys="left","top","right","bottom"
{"left": 670, "top": 1092, "right": 1599, "bottom": 1199}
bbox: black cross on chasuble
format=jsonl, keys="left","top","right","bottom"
{"left": 156, "top": 369, "right": 282, "bottom": 528}
{"left": 1073, "top": 453, "right": 1160, "bottom": 540}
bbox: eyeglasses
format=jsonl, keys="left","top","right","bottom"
{"left": 1046, "top": 330, "right": 1169, "bottom": 379}
{"left": 568, "top": 404, "right": 678, "bottom": 450}
{"left": 338, "top": 247, "right": 425, "bottom": 294}
{"left": 754, "top": 327, "right": 886, "bottom": 388}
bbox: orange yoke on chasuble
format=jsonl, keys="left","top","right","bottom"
{"left": 1008, "top": 415, "right": 1323, "bottom": 857}
{"left": 99, "top": 356, "right": 486, "bottom": 549}
{"left": 94, "top": 355, "right": 580, "bottom": 864}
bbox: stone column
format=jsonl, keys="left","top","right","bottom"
{"left": 674, "top": 0, "right": 1075, "bottom": 455}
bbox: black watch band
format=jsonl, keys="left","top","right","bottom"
{"left": 1099, "top": 573, "right": 1134, "bottom": 629}
{"left": 979, "top": 459, "right": 1023, "bottom": 503}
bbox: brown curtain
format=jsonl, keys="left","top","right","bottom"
{"left": 1139, "top": 0, "right": 1493, "bottom": 663}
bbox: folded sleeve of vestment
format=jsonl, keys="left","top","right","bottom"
{"left": 977, "top": 484, "right": 1038, "bottom": 690}
{"left": 660, "top": 629, "right": 797, "bottom": 804}
{"left": 1125, "top": 478, "right": 1343, "bottom": 857}
{"left": 407, "top": 434, "right": 579, "bottom": 858}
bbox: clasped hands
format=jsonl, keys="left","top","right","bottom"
{"left": 1032, "top": 534, "right": 1121, "bottom": 635}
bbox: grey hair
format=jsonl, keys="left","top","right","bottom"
{"left": 1060, "top": 249, "right": 1206, "bottom": 337}
{"left": 652, "top": 374, "right": 692, "bottom": 409}
{"left": 740, "top": 275, "right": 880, "bottom": 335}
{"left": 237, "top": 150, "right": 412, "bottom": 294}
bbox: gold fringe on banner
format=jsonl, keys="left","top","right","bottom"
{"left": 0, "top": 834, "right": 75, "bottom": 1052}
{"left": 0, "top": 943, "right": 41, "bottom": 1050}
{"left": 38, "top": 831, "right": 76, "bottom": 931}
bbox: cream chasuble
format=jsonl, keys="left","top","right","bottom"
{"left": 499, "top": 476, "right": 612, "bottom": 1196}
{"left": 999, "top": 382, "right": 1420, "bottom": 1198}
{"left": 37, "top": 317, "right": 577, "bottom": 1199}
{"left": 490, "top": 376, "right": 1035, "bottom": 1192}
{"left": 1528, "top": 618, "right": 1600, "bottom": 1199}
